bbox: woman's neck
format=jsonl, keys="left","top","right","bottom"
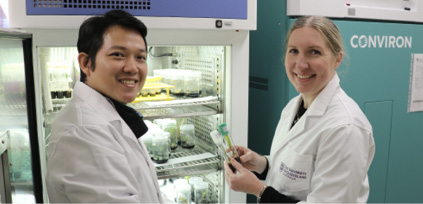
{"left": 301, "top": 94, "right": 316, "bottom": 109}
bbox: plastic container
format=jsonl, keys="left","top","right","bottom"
{"left": 159, "top": 69, "right": 173, "bottom": 87}
{"left": 50, "top": 91, "right": 57, "bottom": 99}
{"left": 173, "top": 178, "right": 188, "bottom": 192}
{"left": 64, "top": 90, "right": 72, "bottom": 98}
{"left": 140, "top": 88, "right": 149, "bottom": 97}
{"left": 56, "top": 90, "right": 64, "bottom": 99}
{"left": 170, "top": 71, "right": 184, "bottom": 96}
{"left": 160, "top": 131, "right": 172, "bottom": 156}
{"left": 140, "top": 132, "right": 153, "bottom": 158}
{"left": 175, "top": 183, "right": 191, "bottom": 204}
{"left": 153, "top": 69, "right": 166, "bottom": 80}
{"left": 188, "top": 177, "right": 203, "bottom": 202}
{"left": 184, "top": 70, "right": 201, "bottom": 97}
{"left": 153, "top": 119, "right": 166, "bottom": 128}
{"left": 162, "top": 119, "right": 178, "bottom": 150}
{"left": 141, "top": 121, "right": 162, "bottom": 158}
{"left": 152, "top": 134, "right": 169, "bottom": 164}
{"left": 180, "top": 124, "right": 195, "bottom": 149}
{"left": 174, "top": 178, "right": 188, "bottom": 185}
{"left": 194, "top": 181, "right": 209, "bottom": 204}
{"left": 188, "top": 176, "right": 203, "bottom": 185}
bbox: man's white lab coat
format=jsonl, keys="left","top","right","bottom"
{"left": 46, "top": 81, "right": 163, "bottom": 203}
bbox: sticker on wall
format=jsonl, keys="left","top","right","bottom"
{"left": 408, "top": 53, "right": 423, "bottom": 112}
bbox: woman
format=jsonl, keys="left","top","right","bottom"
{"left": 224, "top": 16, "right": 375, "bottom": 203}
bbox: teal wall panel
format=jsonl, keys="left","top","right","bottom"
{"left": 248, "top": 0, "right": 289, "bottom": 156}
{"left": 364, "top": 101, "right": 393, "bottom": 203}
{"left": 248, "top": 0, "right": 289, "bottom": 202}
{"left": 385, "top": 108, "right": 423, "bottom": 202}
{"left": 335, "top": 20, "right": 423, "bottom": 203}
{"left": 251, "top": 3, "right": 423, "bottom": 203}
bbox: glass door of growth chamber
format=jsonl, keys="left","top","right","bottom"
{"left": 38, "top": 45, "right": 229, "bottom": 203}
{"left": 0, "top": 30, "right": 40, "bottom": 203}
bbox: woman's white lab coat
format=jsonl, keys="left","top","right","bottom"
{"left": 265, "top": 74, "right": 375, "bottom": 203}
{"left": 46, "top": 81, "right": 163, "bottom": 203}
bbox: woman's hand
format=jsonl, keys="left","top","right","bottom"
{"left": 235, "top": 145, "right": 267, "bottom": 174}
{"left": 224, "top": 157, "right": 265, "bottom": 196}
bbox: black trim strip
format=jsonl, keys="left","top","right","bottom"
{"left": 249, "top": 76, "right": 268, "bottom": 84}
{"left": 249, "top": 82, "right": 268, "bottom": 91}
{"left": 23, "top": 37, "right": 44, "bottom": 203}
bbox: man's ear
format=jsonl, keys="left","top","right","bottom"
{"left": 78, "top": 52, "right": 92, "bottom": 76}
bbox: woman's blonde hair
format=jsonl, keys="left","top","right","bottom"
{"left": 286, "top": 16, "right": 344, "bottom": 58}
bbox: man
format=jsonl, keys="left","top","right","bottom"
{"left": 46, "top": 10, "right": 164, "bottom": 203}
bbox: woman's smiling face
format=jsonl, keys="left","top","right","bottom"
{"left": 285, "top": 26, "right": 342, "bottom": 102}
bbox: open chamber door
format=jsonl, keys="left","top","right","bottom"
{"left": 0, "top": 29, "right": 42, "bottom": 203}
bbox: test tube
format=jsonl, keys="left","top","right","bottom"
{"left": 210, "top": 127, "right": 240, "bottom": 172}
{"left": 217, "top": 123, "right": 241, "bottom": 163}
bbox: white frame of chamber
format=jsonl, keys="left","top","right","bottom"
{"left": 9, "top": 1, "right": 255, "bottom": 202}
{"left": 26, "top": 27, "right": 250, "bottom": 204}
{"left": 287, "top": 0, "right": 423, "bottom": 23}
{"left": 8, "top": 0, "right": 257, "bottom": 30}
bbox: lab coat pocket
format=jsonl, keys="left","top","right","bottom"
{"left": 278, "top": 146, "right": 313, "bottom": 192}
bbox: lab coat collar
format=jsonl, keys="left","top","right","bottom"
{"left": 73, "top": 81, "right": 122, "bottom": 122}
{"left": 307, "top": 73, "right": 340, "bottom": 117}
{"left": 103, "top": 95, "right": 148, "bottom": 139}
{"left": 286, "top": 97, "right": 306, "bottom": 138}
{"left": 284, "top": 73, "right": 340, "bottom": 141}
{"left": 73, "top": 81, "right": 151, "bottom": 160}
{"left": 73, "top": 81, "right": 147, "bottom": 144}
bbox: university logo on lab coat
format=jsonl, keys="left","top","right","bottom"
{"left": 279, "top": 161, "right": 308, "bottom": 181}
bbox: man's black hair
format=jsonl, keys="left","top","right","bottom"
{"left": 77, "top": 10, "right": 148, "bottom": 82}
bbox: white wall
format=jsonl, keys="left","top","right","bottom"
{"left": 0, "top": 0, "right": 9, "bottom": 28}
{"left": 0, "top": 0, "right": 8, "bottom": 18}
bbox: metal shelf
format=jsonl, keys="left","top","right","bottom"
{"left": 130, "top": 96, "right": 221, "bottom": 120}
{"left": 140, "top": 106, "right": 219, "bottom": 120}
{"left": 0, "top": 102, "right": 28, "bottom": 127}
{"left": 154, "top": 147, "right": 220, "bottom": 179}
{"left": 131, "top": 96, "right": 220, "bottom": 109}
{"left": 0, "top": 103, "right": 27, "bottom": 116}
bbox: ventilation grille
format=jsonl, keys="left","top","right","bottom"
{"left": 202, "top": 171, "right": 222, "bottom": 203}
{"left": 25, "top": 0, "right": 247, "bottom": 19}
{"left": 187, "top": 115, "right": 221, "bottom": 153}
{"left": 32, "top": 0, "right": 151, "bottom": 10}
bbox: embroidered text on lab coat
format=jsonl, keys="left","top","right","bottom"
{"left": 280, "top": 161, "right": 307, "bottom": 180}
